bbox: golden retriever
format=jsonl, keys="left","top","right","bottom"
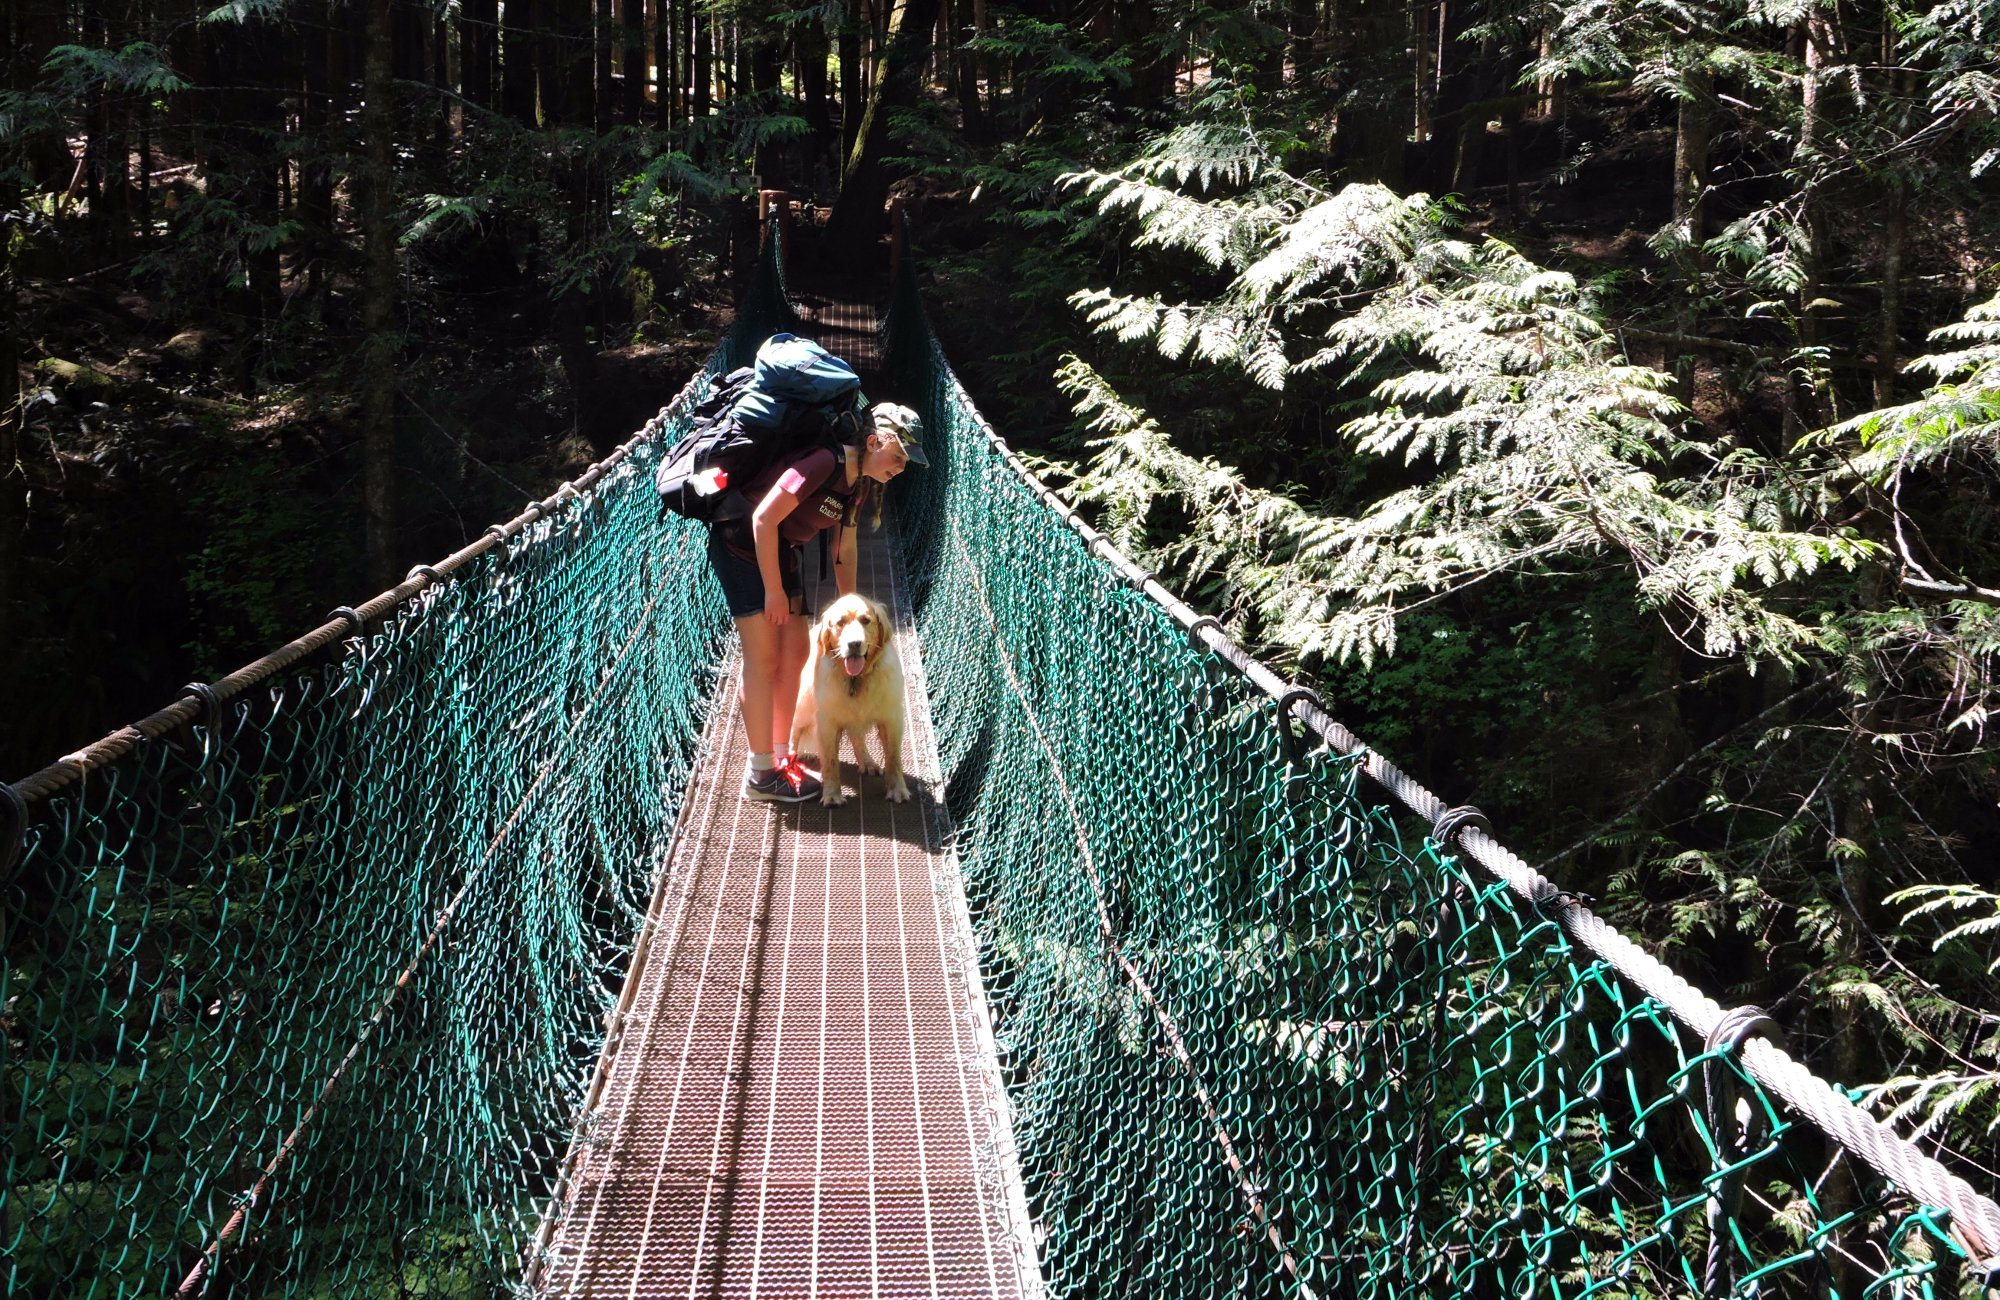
{"left": 791, "top": 593, "right": 910, "bottom": 806}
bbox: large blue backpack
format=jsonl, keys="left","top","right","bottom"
{"left": 654, "top": 333, "right": 866, "bottom": 522}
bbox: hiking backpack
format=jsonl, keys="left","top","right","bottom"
{"left": 654, "top": 333, "right": 867, "bottom": 523}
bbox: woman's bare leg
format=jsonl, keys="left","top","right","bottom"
{"left": 771, "top": 615, "right": 810, "bottom": 758}
{"left": 736, "top": 612, "right": 777, "bottom": 766}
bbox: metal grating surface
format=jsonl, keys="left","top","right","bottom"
{"left": 791, "top": 288, "right": 885, "bottom": 373}
{"left": 535, "top": 523, "right": 1039, "bottom": 1299}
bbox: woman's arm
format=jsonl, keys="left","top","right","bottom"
{"left": 751, "top": 484, "right": 802, "bottom": 625}
{"left": 834, "top": 523, "right": 858, "bottom": 597}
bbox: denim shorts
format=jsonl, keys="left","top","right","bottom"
{"left": 706, "top": 527, "right": 804, "bottom": 618}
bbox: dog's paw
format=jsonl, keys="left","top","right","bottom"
{"left": 886, "top": 780, "right": 911, "bottom": 804}
{"left": 859, "top": 759, "right": 883, "bottom": 776}
{"left": 820, "top": 789, "right": 848, "bottom": 807}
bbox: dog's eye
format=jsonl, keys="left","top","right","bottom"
{"left": 858, "top": 614, "right": 871, "bottom": 625}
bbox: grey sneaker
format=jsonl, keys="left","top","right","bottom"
{"left": 743, "top": 757, "right": 823, "bottom": 803}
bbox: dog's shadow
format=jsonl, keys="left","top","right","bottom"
{"left": 785, "top": 737, "right": 949, "bottom": 852}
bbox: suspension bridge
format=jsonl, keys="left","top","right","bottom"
{"left": 5, "top": 214, "right": 1999, "bottom": 1299}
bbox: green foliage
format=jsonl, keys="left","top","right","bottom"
{"left": 967, "top": 9, "right": 1133, "bottom": 92}
{"left": 42, "top": 43, "right": 189, "bottom": 96}
{"left": 1059, "top": 118, "right": 1874, "bottom": 666}
{"left": 1819, "top": 294, "right": 2000, "bottom": 485}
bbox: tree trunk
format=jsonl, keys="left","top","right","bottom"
{"left": 621, "top": 0, "right": 644, "bottom": 123}
{"left": 664, "top": 0, "right": 688, "bottom": 125}
{"left": 433, "top": 8, "right": 453, "bottom": 147}
{"left": 733, "top": 19, "right": 752, "bottom": 102}
{"left": 19, "top": 1, "right": 78, "bottom": 189}
{"left": 693, "top": 4, "right": 712, "bottom": 119}
{"left": 546, "top": 0, "right": 591, "bottom": 125}
{"left": 1791, "top": 12, "right": 1837, "bottom": 431}
{"left": 395, "top": 0, "right": 426, "bottom": 81}
{"left": 595, "top": 0, "right": 614, "bottom": 132}
{"left": 800, "top": 17, "right": 833, "bottom": 185}
{"left": 750, "top": 23, "right": 785, "bottom": 186}
{"left": 1288, "top": 0, "right": 1317, "bottom": 76}
{"left": 0, "top": 36, "right": 21, "bottom": 693}
{"left": 1450, "top": 35, "right": 1497, "bottom": 193}
{"left": 838, "top": 0, "right": 863, "bottom": 165}
{"left": 1672, "top": 62, "right": 1713, "bottom": 245}
{"left": 300, "top": 0, "right": 334, "bottom": 299}
{"left": 1336, "top": 0, "right": 1407, "bottom": 186}
{"left": 1669, "top": 59, "right": 1713, "bottom": 397}
{"left": 465, "top": 0, "right": 495, "bottom": 111}
{"left": 502, "top": 0, "right": 538, "bottom": 123}
{"left": 825, "top": 0, "right": 944, "bottom": 258}
{"left": 948, "top": 0, "right": 983, "bottom": 130}
{"left": 1875, "top": 184, "right": 1907, "bottom": 408}
{"left": 969, "top": 0, "right": 986, "bottom": 108}
{"left": 361, "top": 0, "right": 400, "bottom": 591}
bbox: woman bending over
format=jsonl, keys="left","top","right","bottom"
{"left": 706, "top": 402, "right": 926, "bottom": 802}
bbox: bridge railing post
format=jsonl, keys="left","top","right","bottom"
{"left": 758, "top": 188, "right": 792, "bottom": 276}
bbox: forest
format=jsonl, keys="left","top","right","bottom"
{"left": 4, "top": 0, "right": 1999, "bottom": 1259}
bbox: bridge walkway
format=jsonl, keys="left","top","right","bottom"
{"left": 533, "top": 297, "right": 1040, "bottom": 1298}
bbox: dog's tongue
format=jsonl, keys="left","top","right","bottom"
{"left": 842, "top": 654, "right": 866, "bottom": 678}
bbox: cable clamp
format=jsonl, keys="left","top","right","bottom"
{"left": 326, "top": 607, "right": 366, "bottom": 639}
{"left": 1274, "top": 687, "right": 1326, "bottom": 772}
{"left": 1431, "top": 805, "right": 1492, "bottom": 852}
{"left": 1, "top": 782, "right": 28, "bottom": 877}
{"left": 1701, "top": 1003, "right": 1785, "bottom": 1294}
{"left": 483, "top": 524, "right": 510, "bottom": 544}
{"left": 1527, "top": 877, "right": 1595, "bottom": 911}
{"left": 179, "top": 682, "right": 223, "bottom": 721}
{"left": 1184, "top": 615, "right": 1224, "bottom": 652}
{"left": 405, "top": 564, "right": 442, "bottom": 586}
{"left": 1705, "top": 1004, "right": 1782, "bottom": 1060}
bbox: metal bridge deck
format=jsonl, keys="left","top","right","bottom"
{"left": 534, "top": 521, "right": 1039, "bottom": 1298}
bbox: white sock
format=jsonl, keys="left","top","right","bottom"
{"left": 774, "top": 742, "right": 793, "bottom": 766}
{"left": 749, "top": 751, "right": 775, "bottom": 776}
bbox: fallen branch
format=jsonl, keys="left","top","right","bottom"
{"left": 35, "top": 357, "right": 249, "bottom": 419}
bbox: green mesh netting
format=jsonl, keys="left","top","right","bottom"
{"left": 882, "top": 235, "right": 1979, "bottom": 1298}
{"left": 1, "top": 232, "right": 796, "bottom": 1298}
{"left": 3, "top": 212, "right": 1988, "bottom": 1300}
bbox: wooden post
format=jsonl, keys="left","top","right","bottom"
{"left": 758, "top": 188, "right": 790, "bottom": 272}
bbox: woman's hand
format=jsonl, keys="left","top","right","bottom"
{"left": 761, "top": 587, "right": 789, "bottom": 627}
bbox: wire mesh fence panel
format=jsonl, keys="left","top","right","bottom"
{"left": 1, "top": 237, "right": 798, "bottom": 1298}
{"left": 883, "top": 229, "right": 1983, "bottom": 1300}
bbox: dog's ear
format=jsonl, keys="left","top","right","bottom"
{"left": 817, "top": 616, "right": 839, "bottom": 658}
{"left": 865, "top": 603, "right": 888, "bottom": 665}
